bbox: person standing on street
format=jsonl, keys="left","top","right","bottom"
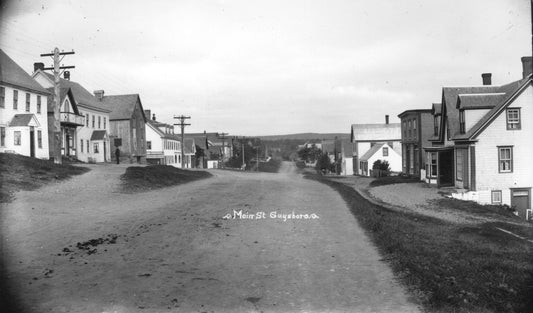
{"left": 115, "top": 147, "right": 120, "bottom": 164}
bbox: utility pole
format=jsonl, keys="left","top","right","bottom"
{"left": 40, "top": 48, "right": 75, "bottom": 164}
{"left": 174, "top": 115, "right": 191, "bottom": 169}
{"left": 219, "top": 132, "right": 228, "bottom": 168}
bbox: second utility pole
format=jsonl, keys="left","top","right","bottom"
{"left": 174, "top": 115, "right": 191, "bottom": 169}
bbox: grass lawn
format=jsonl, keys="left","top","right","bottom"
{"left": 369, "top": 175, "right": 422, "bottom": 187}
{"left": 120, "top": 165, "right": 212, "bottom": 192}
{"left": 0, "top": 153, "right": 90, "bottom": 203}
{"left": 307, "top": 174, "right": 533, "bottom": 313}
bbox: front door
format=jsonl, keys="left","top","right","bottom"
{"left": 439, "top": 149, "right": 454, "bottom": 187}
{"left": 511, "top": 189, "right": 531, "bottom": 219}
{"left": 29, "top": 126, "right": 35, "bottom": 158}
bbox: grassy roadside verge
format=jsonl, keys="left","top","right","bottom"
{"left": 307, "top": 174, "right": 533, "bottom": 313}
{"left": 120, "top": 165, "right": 212, "bottom": 193}
{"left": 0, "top": 153, "right": 90, "bottom": 203}
{"left": 257, "top": 159, "right": 282, "bottom": 173}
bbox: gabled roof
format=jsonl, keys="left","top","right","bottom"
{"left": 101, "top": 94, "right": 146, "bottom": 121}
{"left": 440, "top": 85, "right": 501, "bottom": 140}
{"left": 9, "top": 114, "right": 40, "bottom": 127}
{"left": 90, "top": 130, "right": 107, "bottom": 140}
{"left": 0, "top": 49, "right": 50, "bottom": 95}
{"left": 189, "top": 136, "right": 209, "bottom": 150}
{"left": 351, "top": 123, "right": 401, "bottom": 142}
{"left": 46, "top": 87, "right": 80, "bottom": 115}
{"left": 39, "top": 71, "right": 111, "bottom": 113}
{"left": 359, "top": 143, "right": 385, "bottom": 161}
{"left": 456, "top": 93, "right": 506, "bottom": 110}
{"left": 183, "top": 138, "right": 196, "bottom": 154}
{"left": 454, "top": 75, "right": 532, "bottom": 141}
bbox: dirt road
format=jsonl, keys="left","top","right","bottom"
{"left": 1, "top": 162, "right": 420, "bottom": 313}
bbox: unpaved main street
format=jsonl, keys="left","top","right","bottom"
{"left": 1, "top": 162, "right": 420, "bottom": 313}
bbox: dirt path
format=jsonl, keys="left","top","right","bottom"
{"left": 1, "top": 162, "right": 420, "bottom": 313}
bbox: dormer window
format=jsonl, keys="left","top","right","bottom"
{"left": 506, "top": 108, "right": 521, "bottom": 130}
{"left": 459, "top": 111, "right": 465, "bottom": 134}
{"left": 433, "top": 116, "right": 439, "bottom": 136}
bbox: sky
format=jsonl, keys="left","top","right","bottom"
{"left": 0, "top": 0, "right": 531, "bottom": 136}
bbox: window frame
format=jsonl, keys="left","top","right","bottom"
{"left": 86, "top": 113, "right": 89, "bottom": 127}
{"left": 0, "top": 86, "right": 5, "bottom": 108}
{"left": 382, "top": 147, "right": 389, "bottom": 157}
{"left": 456, "top": 149, "right": 463, "bottom": 181}
{"left": 80, "top": 139, "right": 84, "bottom": 153}
{"left": 498, "top": 146, "right": 513, "bottom": 173}
{"left": 506, "top": 108, "right": 521, "bottom": 130}
{"left": 37, "top": 130, "right": 42, "bottom": 148}
{"left": 37, "top": 95, "right": 41, "bottom": 113}
{"left": 14, "top": 131, "right": 21, "bottom": 145}
{"left": 92, "top": 115, "right": 95, "bottom": 128}
{"left": 25, "top": 93, "right": 30, "bottom": 112}
{"left": 0, "top": 127, "right": 5, "bottom": 147}
{"left": 13, "top": 89, "right": 18, "bottom": 110}
{"left": 491, "top": 190, "right": 502, "bottom": 204}
{"left": 433, "top": 116, "right": 439, "bottom": 136}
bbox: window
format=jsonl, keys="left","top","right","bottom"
{"left": 434, "top": 116, "right": 439, "bottom": 136}
{"left": 456, "top": 150, "right": 463, "bottom": 181}
{"left": 0, "top": 127, "right": 5, "bottom": 147}
{"left": 147, "top": 141, "right": 152, "bottom": 150}
{"left": 98, "top": 116, "right": 101, "bottom": 129}
{"left": 402, "top": 121, "right": 407, "bottom": 138}
{"left": 37, "top": 130, "right": 42, "bottom": 148}
{"left": 14, "top": 131, "right": 21, "bottom": 145}
{"left": 408, "top": 120, "right": 412, "bottom": 138}
{"left": 25, "top": 93, "right": 30, "bottom": 112}
{"left": 459, "top": 110, "right": 465, "bottom": 134}
{"left": 92, "top": 115, "right": 95, "bottom": 128}
{"left": 86, "top": 114, "right": 89, "bottom": 127}
{"left": 413, "top": 118, "right": 417, "bottom": 139}
{"left": 64, "top": 99, "right": 70, "bottom": 112}
{"left": 13, "top": 90, "right": 18, "bottom": 109}
{"left": 383, "top": 147, "right": 389, "bottom": 156}
{"left": 429, "top": 152, "right": 437, "bottom": 178}
{"left": 506, "top": 108, "right": 521, "bottom": 130}
{"left": 94, "top": 143, "right": 99, "bottom": 153}
{"left": 491, "top": 190, "right": 502, "bottom": 204}
{"left": 87, "top": 141, "right": 89, "bottom": 153}
{"left": 498, "top": 146, "right": 513, "bottom": 173}
{"left": 103, "top": 117, "right": 106, "bottom": 129}
{"left": 80, "top": 139, "right": 83, "bottom": 153}
{"left": 0, "top": 87, "right": 5, "bottom": 108}
{"left": 37, "top": 96, "right": 41, "bottom": 113}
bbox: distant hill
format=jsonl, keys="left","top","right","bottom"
{"left": 259, "top": 133, "right": 350, "bottom": 141}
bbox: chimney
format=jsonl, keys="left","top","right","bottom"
{"left": 385, "top": 115, "right": 389, "bottom": 124}
{"left": 152, "top": 113, "right": 156, "bottom": 121}
{"left": 63, "top": 71, "right": 70, "bottom": 80}
{"left": 33, "top": 62, "right": 44, "bottom": 73}
{"left": 521, "top": 56, "right": 532, "bottom": 79}
{"left": 144, "top": 110, "right": 151, "bottom": 120}
{"left": 481, "top": 73, "right": 492, "bottom": 85}
{"left": 93, "top": 90, "right": 104, "bottom": 100}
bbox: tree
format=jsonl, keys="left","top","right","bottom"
{"left": 372, "top": 160, "right": 391, "bottom": 177}
{"left": 298, "top": 144, "right": 321, "bottom": 163}
{"left": 315, "top": 153, "right": 331, "bottom": 174}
